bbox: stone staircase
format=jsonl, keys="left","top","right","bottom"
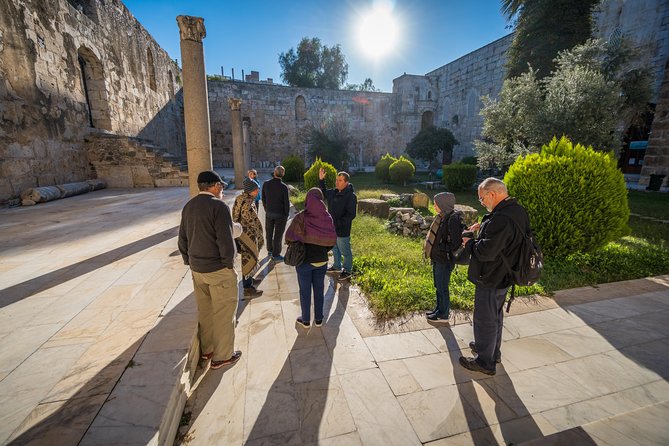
{"left": 86, "top": 131, "right": 189, "bottom": 188}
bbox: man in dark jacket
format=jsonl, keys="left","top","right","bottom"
{"left": 178, "top": 170, "right": 242, "bottom": 370}
{"left": 460, "top": 177, "right": 530, "bottom": 375}
{"left": 318, "top": 168, "right": 357, "bottom": 281}
{"left": 261, "top": 165, "right": 290, "bottom": 261}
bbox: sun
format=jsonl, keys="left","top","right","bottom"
{"left": 356, "top": 3, "right": 399, "bottom": 59}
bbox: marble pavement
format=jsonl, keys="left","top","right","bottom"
{"left": 1, "top": 186, "right": 668, "bottom": 445}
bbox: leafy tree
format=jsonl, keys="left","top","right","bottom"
{"left": 279, "top": 37, "right": 348, "bottom": 89}
{"left": 375, "top": 153, "right": 397, "bottom": 182}
{"left": 389, "top": 156, "right": 415, "bottom": 186}
{"left": 477, "top": 38, "right": 652, "bottom": 169}
{"left": 304, "top": 117, "right": 352, "bottom": 169}
{"left": 504, "top": 0, "right": 600, "bottom": 79}
{"left": 405, "top": 126, "right": 458, "bottom": 168}
{"left": 345, "top": 78, "right": 379, "bottom": 92}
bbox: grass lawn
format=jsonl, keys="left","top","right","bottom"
{"left": 290, "top": 173, "right": 669, "bottom": 320}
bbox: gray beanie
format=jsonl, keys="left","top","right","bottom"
{"left": 243, "top": 178, "right": 258, "bottom": 193}
{"left": 434, "top": 192, "right": 455, "bottom": 214}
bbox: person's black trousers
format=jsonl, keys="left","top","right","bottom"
{"left": 473, "top": 285, "right": 509, "bottom": 371}
{"left": 265, "top": 216, "right": 287, "bottom": 256}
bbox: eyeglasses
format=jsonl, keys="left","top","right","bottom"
{"left": 478, "top": 194, "right": 487, "bottom": 203}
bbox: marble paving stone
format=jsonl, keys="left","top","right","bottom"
{"left": 378, "top": 359, "right": 422, "bottom": 396}
{"left": 397, "top": 383, "right": 487, "bottom": 443}
{"left": 307, "top": 430, "right": 362, "bottom": 446}
{"left": 289, "top": 345, "right": 334, "bottom": 384}
{"left": 27, "top": 291, "right": 102, "bottom": 327}
{"left": 538, "top": 381, "right": 669, "bottom": 432}
{"left": 245, "top": 430, "right": 302, "bottom": 446}
{"left": 244, "top": 378, "right": 300, "bottom": 441}
{"left": 0, "top": 295, "right": 60, "bottom": 335}
{"left": 0, "top": 343, "right": 90, "bottom": 444}
{"left": 503, "top": 308, "right": 585, "bottom": 339}
{"left": 605, "top": 294, "right": 669, "bottom": 316}
{"left": 321, "top": 304, "right": 377, "bottom": 376}
{"left": 618, "top": 338, "right": 669, "bottom": 379}
{"left": 500, "top": 337, "right": 574, "bottom": 370}
{"left": 112, "top": 258, "right": 165, "bottom": 286}
{"left": 364, "top": 331, "right": 439, "bottom": 363}
{"left": 568, "top": 298, "right": 644, "bottom": 323}
{"left": 143, "top": 263, "right": 189, "bottom": 291}
{"left": 339, "top": 368, "right": 421, "bottom": 446}
{"left": 6, "top": 394, "right": 107, "bottom": 445}
{"left": 586, "top": 317, "right": 667, "bottom": 350}
{"left": 579, "top": 416, "right": 645, "bottom": 446}
{"left": 139, "top": 312, "right": 197, "bottom": 354}
{"left": 483, "top": 365, "right": 598, "bottom": 414}
{"left": 293, "top": 376, "right": 356, "bottom": 443}
{"left": 402, "top": 352, "right": 457, "bottom": 390}
{"left": 458, "top": 379, "right": 518, "bottom": 426}
{"left": 420, "top": 324, "right": 472, "bottom": 353}
{"left": 246, "top": 300, "right": 291, "bottom": 387}
{"left": 538, "top": 325, "right": 616, "bottom": 358}
{"left": 0, "top": 323, "right": 62, "bottom": 377}
{"left": 629, "top": 309, "right": 669, "bottom": 337}
{"left": 49, "top": 306, "right": 124, "bottom": 342}
{"left": 86, "top": 284, "right": 143, "bottom": 309}
{"left": 280, "top": 300, "right": 327, "bottom": 352}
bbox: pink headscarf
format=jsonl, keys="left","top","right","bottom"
{"left": 286, "top": 188, "right": 337, "bottom": 246}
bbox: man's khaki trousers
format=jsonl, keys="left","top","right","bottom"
{"left": 191, "top": 267, "right": 239, "bottom": 361}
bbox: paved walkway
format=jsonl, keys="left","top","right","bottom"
{"left": 0, "top": 187, "right": 668, "bottom": 445}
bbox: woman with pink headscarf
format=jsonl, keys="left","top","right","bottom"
{"left": 285, "top": 188, "right": 337, "bottom": 328}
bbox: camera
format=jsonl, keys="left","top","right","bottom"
{"left": 462, "top": 231, "right": 474, "bottom": 238}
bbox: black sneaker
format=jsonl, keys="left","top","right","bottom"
{"left": 469, "top": 341, "right": 501, "bottom": 363}
{"left": 459, "top": 356, "right": 496, "bottom": 376}
{"left": 327, "top": 266, "right": 341, "bottom": 272}
{"left": 338, "top": 271, "right": 352, "bottom": 281}
{"left": 244, "top": 286, "right": 263, "bottom": 297}
{"left": 426, "top": 313, "right": 449, "bottom": 322}
{"left": 296, "top": 317, "right": 310, "bottom": 328}
{"left": 314, "top": 319, "right": 323, "bottom": 327}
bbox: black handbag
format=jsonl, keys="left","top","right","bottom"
{"left": 284, "top": 241, "right": 306, "bottom": 266}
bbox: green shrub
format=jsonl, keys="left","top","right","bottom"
{"left": 375, "top": 153, "right": 397, "bottom": 182}
{"left": 442, "top": 164, "right": 477, "bottom": 191}
{"left": 281, "top": 155, "right": 305, "bottom": 182}
{"left": 504, "top": 136, "right": 630, "bottom": 258}
{"left": 459, "top": 156, "right": 478, "bottom": 165}
{"left": 388, "top": 156, "right": 415, "bottom": 185}
{"left": 304, "top": 157, "right": 337, "bottom": 190}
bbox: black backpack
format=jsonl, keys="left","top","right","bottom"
{"left": 500, "top": 216, "right": 543, "bottom": 312}
{"left": 446, "top": 211, "right": 470, "bottom": 265}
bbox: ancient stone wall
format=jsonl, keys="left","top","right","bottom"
{"left": 0, "top": 0, "right": 185, "bottom": 205}
{"left": 207, "top": 81, "right": 397, "bottom": 168}
{"left": 391, "top": 74, "right": 438, "bottom": 159}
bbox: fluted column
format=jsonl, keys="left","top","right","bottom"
{"left": 177, "top": 15, "right": 212, "bottom": 196}
{"left": 229, "top": 98, "right": 245, "bottom": 188}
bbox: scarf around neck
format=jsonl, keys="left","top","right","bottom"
{"left": 286, "top": 189, "right": 337, "bottom": 246}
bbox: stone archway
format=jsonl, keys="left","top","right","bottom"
{"left": 77, "top": 46, "right": 112, "bottom": 130}
{"left": 295, "top": 95, "right": 307, "bottom": 120}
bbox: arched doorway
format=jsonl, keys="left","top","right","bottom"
{"left": 77, "top": 46, "right": 112, "bottom": 130}
{"left": 421, "top": 110, "right": 434, "bottom": 129}
{"left": 295, "top": 95, "right": 307, "bottom": 120}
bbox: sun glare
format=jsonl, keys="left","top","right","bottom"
{"left": 356, "top": 3, "right": 399, "bottom": 59}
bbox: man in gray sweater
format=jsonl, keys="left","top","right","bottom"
{"left": 178, "top": 170, "right": 242, "bottom": 369}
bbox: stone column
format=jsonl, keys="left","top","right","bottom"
{"left": 229, "top": 98, "right": 245, "bottom": 188}
{"left": 242, "top": 120, "right": 251, "bottom": 171}
{"left": 177, "top": 15, "right": 212, "bottom": 197}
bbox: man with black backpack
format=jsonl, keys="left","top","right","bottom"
{"left": 423, "top": 192, "right": 465, "bottom": 322}
{"left": 459, "top": 177, "right": 532, "bottom": 376}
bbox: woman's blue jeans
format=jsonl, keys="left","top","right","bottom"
{"left": 433, "top": 262, "right": 453, "bottom": 317}
{"left": 296, "top": 263, "right": 327, "bottom": 323}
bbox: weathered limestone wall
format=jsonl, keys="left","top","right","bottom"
{"left": 423, "top": 35, "right": 513, "bottom": 160}
{"left": 207, "top": 81, "right": 397, "bottom": 168}
{"left": 0, "top": 0, "right": 185, "bottom": 205}
{"left": 391, "top": 74, "right": 438, "bottom": 157}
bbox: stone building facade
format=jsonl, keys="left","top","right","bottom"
{"left": 207, "top": 81, "right": 397, "bottom": 168}
{"left": 0, "top": 0, "right": 185, "bottom": 205}
{"left": 2, "top": 0, "right": 668, "bottom": 205}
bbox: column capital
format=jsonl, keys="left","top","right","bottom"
{"left": 177, "top": 16, "right": 206, "bottom": 42}
{"left": 228, "top": 98, "right": 242, "bottom": 111}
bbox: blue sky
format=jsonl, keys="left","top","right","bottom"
{"left": 123, "top": 0, "right": 511, "bottom": 92}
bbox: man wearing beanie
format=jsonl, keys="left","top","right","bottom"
{"left": 233, "top": 178, "right": 264, "bottom": 296}
{"left": 261, "top": 165, "right": 290, "bottom": 261}
{"left": 423, "top": 192, "right": 464, "bottom": 322}
{"left": 178, "top": 170, "right": 242, "bottom": 370}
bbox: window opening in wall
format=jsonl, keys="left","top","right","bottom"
{"left": 66, "top": 0, "right": 98, "bottom": 22}
{"left": 428, "top": 91, "right": 432, "bottom": 100}
{"left": 421, "top": 111, "right": 434, "bottom": 129}
{"left": 295, "top": 95, "right": 307, "bottom": 120}
{"left": 452, "top": 115, "right": 459, "bottom": 126}
{"left": 77, "top": 46, "right": 112, "bottom": 130}
{"left": 147, "top": 48, "right": 157, "bottom": 91}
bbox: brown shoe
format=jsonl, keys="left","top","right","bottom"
{"left": 211, "top": 350, "right": 242, "bottom": 369}
{"left": 200, "top": 351, "right": 214, "bottom": 361}
{"left": 244, "top": 286, "right": 263, "bottom": 297}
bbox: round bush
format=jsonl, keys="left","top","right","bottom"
{"left": 375, "top": 153, "right": 397, "bottom": 182}
{"left": 389, "top": 156, "right": 415, "bottom": 185}
{"left": 459, "top": 156, "right": 478, "bottom": 165}
{"left": 504, "top": 136, "right": 629, "bottom": 258}
{"left": 442, "top": 164, "right": 477, "bottom": 191}
{"left": 304, "top": 157, "right": 337, "bottom": 190}
{"left": 282, "top": 155, "right": 305, "bottom": 182}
